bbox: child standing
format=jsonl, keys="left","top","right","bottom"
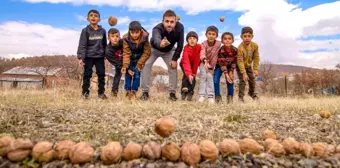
{"left": 105, "top": 28, "right": 123, "bottom": 97}
{"left": 121, "top": 21, "right": 151, "bottom": 100}
{"left": 179, "top": 31, "right": 201, "bottom": 101}
{"left": 214, "top": 32, "right": 237, "bottom": 104}
{"left": 199, "top": 26, "right": 221, "bottom": 103}
{"left": 236, "top": 26, "right": 260, "bottom": 103}
{"left": 77, "top": 9, "right": 107, "bottom": 99}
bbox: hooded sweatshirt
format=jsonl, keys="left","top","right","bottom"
{"left": 180, "top": 44, "right": 201, "bottom": 78}
{"left": 105, "top": 39, "right": 123, "bottom": 68}
{"left": 77, "top": 25, "right": 107, "bottom": 60}
{"left": 122, "top": 27, "right": 151, "bottom": 70}
{"left": 200, "top": 40, "right": 221, "bottom": 69}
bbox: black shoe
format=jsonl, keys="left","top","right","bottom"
{"left": 141, "top": 92, "right": 149, "bottom": 101}
{"left": 252, "top": 95, "right": 259, "bottom": 101}
{"left": 187, "top": 93, "right": 193, "bottom": 101}
{"left": 82, "top": 93, "right": 89, "bottom": 99}
{"left": 227, "top": 96, "right": 233, "bottom": 104}
{"left": 169, "top": 93, "right": 177, "bottom": 101}
{"left": 181, "top": 92, "right": 187, "bottom": 100}
{"left": 238, "top": 97, "right": 244, "bottom": 103}
{"left": 98, "top": 94, "right": 108, "bottom": 100}
{"left": 111, "top": 90, "right": 118, "bottom": 97}
{"left": 215, "top": 96, "right": 222, "bottom": 103}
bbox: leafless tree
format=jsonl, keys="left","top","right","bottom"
{"left": 259, "top": 61, "right": 275, "bottom": 92}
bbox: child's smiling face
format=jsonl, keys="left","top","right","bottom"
{"left": 187, "top": 37, "right": 197, "bottom": 47}
{"left": 109, "top": 32, "right": 120, "bottom": 45}
{"left": 222, "top": 34, "right": 234, "bottom": 47}
{"left": 206, "top": 31, "right": 217, "bottom": 43}
{"left": 87, "top": 12, "right": 100, "bottom": 25}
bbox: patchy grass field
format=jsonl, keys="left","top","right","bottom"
{"left": 1, "top": 87, "right": 340, "bottom": 150}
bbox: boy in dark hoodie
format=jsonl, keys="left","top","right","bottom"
{"left": 121, "top": 21, "right": 151, "bottom": 100}
{"left": 105, "top": 28, "right": 123, "bottom": 97}
{"left": 77, "top": 9, "right": 107, "bottom": 100}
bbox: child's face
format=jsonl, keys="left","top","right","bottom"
{"left": 130, "top": 30, "right": 141, "bottom": 40}
{"left": 206, "top": 31, "right": 217, "bottom": 43}
{"left": 241, "top": 32, "right": 253, "bottom": 45}
{"left": 87, "top": 12, "right": 100, "bottom": 25}
{"left": 187, "top": 37, "right": 197, "bottom": 47}
{"left": 109, "top": 33, "right": 120, "bottom": 45}
{"left": 222, "top": 34, "right": 233, "bottom": 47}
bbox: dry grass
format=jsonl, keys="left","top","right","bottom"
{"left": 1, "top": 87, "right": 340, "bottom": 150}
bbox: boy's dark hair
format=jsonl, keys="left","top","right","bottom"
{"left": 241, "top": 26, "right": 253, "bottom": 35}
{"left": 206, "top": 26, "right": 219, "bottom": 36}
{"left": 87, "top": 9, "right": 100, "bottom": 18}
{"left": 163, "top": 9, "right": 176, "bottom": 20}
{"left": 221, "top": 32, "right": 234, "bottom": 41}
{"left": 186, "top": 31, "right": 198, "bottom": 42}
{"left": 129, "top": 21, "right": 142, "bottom": 31}
{"left": 108, "top": 28, "right": 120, "bottom": 35}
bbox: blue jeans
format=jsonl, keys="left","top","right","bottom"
{"left": 125, "top": 62, "right": 141, "bottom": 91}
{"left": 213, "top": 67, "right": 234, "bottom": 96}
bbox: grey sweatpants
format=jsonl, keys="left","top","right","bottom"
{"left": 141, "top": 47, "right": 177, "bottom": 94}
{"left": 198, "top": 63, "right": 214, "bottom": 98}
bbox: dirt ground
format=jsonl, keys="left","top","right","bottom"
{"left": 1, "top": 88, "right": 340, "bottom": 167}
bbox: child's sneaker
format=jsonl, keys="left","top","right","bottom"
{"left": 187, "top": 93, "right": 193, "bottom": 101}
{"left": 82, "top": 93, "right": 89, "bottom": 99}
{"left": 126, "top": 91, "right": 131, "bottom": 100}
{"left": 215, "top": 96, "right": 222, "bottom": 103}
{"left": 227, "top": 96, "right": 233, "bottom": 104}
{"left": 198, "top": 96, "right": 205, "bottom": 102}
{"left": 111, "top": 90, "right": 118, "bottom": 97}
{"left": 208, "top": 98, "right": 215, "bottom": 104}
{"left": 98, "top": 94, "right": 108, "bottom": 100}
{"left": 238, "top": 97, "right": 245, "bottom": 103}
{"left": 131, "top": 91, "right": 137, "bottom": 99}
{"left": 181, "top": 92, "right": 187, "bottom": 100}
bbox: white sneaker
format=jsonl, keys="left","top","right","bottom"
{"left": 198, "top": 97, "right": 205, "bottom": 102}
{"left": 208, "top": 98, "right": 215, "bottom": 104}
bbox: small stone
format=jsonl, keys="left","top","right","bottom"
{"left": 176, "top": 162, "right": 188, "bottom": 168}
{"left": 284, "top": 160, "right": 293, "bottom": 168}
{"left": 303, "top": 159, "right": 318, "bottom": 167}
{"left": 145, "top": 163, "right": 155, "bottom": 168}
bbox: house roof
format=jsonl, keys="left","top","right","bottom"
{"left": 2, "top": 66, "right": 62, "bottom": 76}
{"left": 0, "top": 77, "right": 42, "bottom": 82}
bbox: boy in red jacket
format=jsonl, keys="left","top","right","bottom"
{"left": 180, "top": 31, "right": 201, "bottom": 101}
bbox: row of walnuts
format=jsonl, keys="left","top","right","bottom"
{"left": 0, "top": 117, "right": 339, "bottom": 166}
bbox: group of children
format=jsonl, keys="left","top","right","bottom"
{"left": 77, "top": 9, "right": 260, "bottom": 103}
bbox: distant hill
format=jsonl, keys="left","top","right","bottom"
{"left": 270, "top": 64, "right": 318, "bottom": 76}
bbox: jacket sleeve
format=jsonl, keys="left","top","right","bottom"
{"left": 200, "top": 42, "right": 206, "bottom": 61}
{"left": 230, "top": 47, "right": 237, "bottom": 72}
{"left": 192, "top": 45, "right": 201, "bottom": 76}
{"left": 237, "top": 45, "right": 246, "bottom": 74}
{"left": 253, "top": 43, "right": 260, "bottom": 71}
{"left": 102, "top": 30, "right": 107, "bottom": 55}
{"left": 137, "top": 40, "right": 151, "bottom": 68}
{"left": 172, "top": 26, "right": 184, "bottom": 62}
{"left": 181, "top": 47, "right": 192, "bottom": 78}
{"left": 151, "top": 27, "right": 162, "bottom": 50}
{"left": 77, "top": 28, "right": 87, "bottom": 60}
{"left": 217, "top": 48, "right": 227, "bottom": 72}
{"left": 122, "top": 39, "right": 131, "bottom": 69}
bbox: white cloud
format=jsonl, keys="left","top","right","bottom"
{"left": 116, "top": 16, "right": 131, "bottom": 25}
{"left": 76, "top": 14, "right": 87, "bottom": 22}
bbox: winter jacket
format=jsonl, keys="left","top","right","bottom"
{"left": 180, "top": 44, "right": 201, "bottom": 78}
{"left": 150, "top": 22, "right": 184, "bottom": 61}
{"left": 105, "top": 39, "right": 123, "bottom": 68}
{"left": 200, "top": 40, "right": 221, "bottom": 69}
{"left": 122, "top": 27, "right": 151, "bottom": 70}
{"left": 77, "top": 25, "right": 107, "bottom": 60}
{"left": 237, "top": 41, "right": 260, "bottom": 74}
{"left": 217, "top": 45, "right": 238, "bottom": 72}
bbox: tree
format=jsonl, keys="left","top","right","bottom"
{"left": 259, "top": 61, "right": 275, "bottom": 92}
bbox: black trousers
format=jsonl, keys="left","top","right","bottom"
{"left": 82, "top": 57, "right": 105, "bottom": 95}
{"left": 180, "top": 64, "right": 196, "bottom": 94}
{"left": 112, "top": 65, "right": 122, "bottom": 92}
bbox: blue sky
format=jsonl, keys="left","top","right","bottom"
{"left": 1, "top": 0, "right": 340, "bottom": 69}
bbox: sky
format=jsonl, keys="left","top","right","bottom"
{"left": 1, "top": 0, "right": 340, "bottom": 69}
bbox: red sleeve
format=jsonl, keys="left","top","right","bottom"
{"left": 192, "top": 44, "right": 201, "bottom": 76}
{"left": 181, "top": 46, "right": 192, "bottom": 78}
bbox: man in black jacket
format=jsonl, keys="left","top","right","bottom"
{"left": 141, "top": 9, "right": 184, "bottom": 101}
{"left": 77, "top": 9, "right": 107, "bottom": 99}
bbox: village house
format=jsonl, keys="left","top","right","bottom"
{"left": 0, "top": 66, "right": 68, "bottom": 89}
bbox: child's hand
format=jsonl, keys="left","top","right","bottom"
{"left": 208, "top": 69, "right": 214, "bottom": 75}
{"left": 121, "top": 68, "right": 126, "bottom": 74}
{"left": 204, "top": 60, "right": 209, "bottom": 70}
{"left": 189, "top": 75, "right": 194, "bottom": 84}
{"left": 253, "top": 70, "right": 259, "bottom": 76}
{"left": 78, "top": 59, "right": 84, "bottom": 66}
{"left": 243, "top": 73, "right": 249, "bottom": 81}
{"left": 229, "top": 72, "right": 234, "bottom": 80}
{"left": 128, "top": 69, "right": 134, "bottom": 76}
